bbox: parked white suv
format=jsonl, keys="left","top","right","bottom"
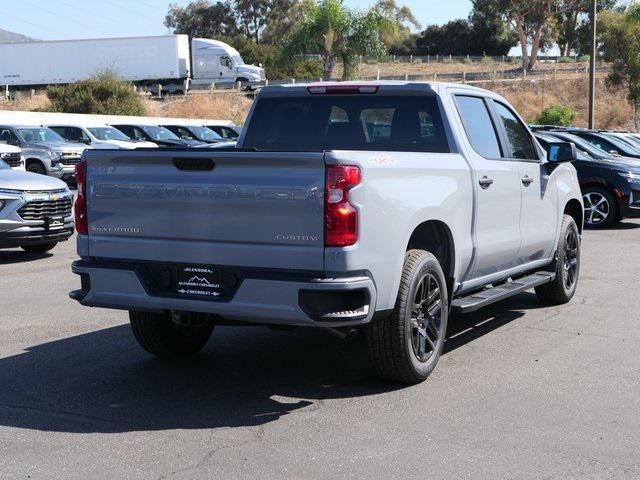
{"left": 48, "top": 124, "right": 158, "bottom": 149}
{"left": 0, "top": 142, "right": 24, "bottom": 171}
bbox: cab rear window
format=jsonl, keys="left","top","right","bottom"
{"left": 243, "top": 95, "right": 450, "bottom": 152}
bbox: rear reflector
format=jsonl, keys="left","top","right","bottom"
{"left": 325, "top": 165, "right": 361, "bottom": 247}
{"left": 307, "top": 85, "right": 379, "bottom": 95}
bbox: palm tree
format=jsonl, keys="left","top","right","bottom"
{"left": 282, "top": 0, "right": 396, "bottom": 81}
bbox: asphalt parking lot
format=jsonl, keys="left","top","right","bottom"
{"left": 1, "top": 221, "right": 639, "bottom": 480}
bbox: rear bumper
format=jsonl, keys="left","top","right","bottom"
{"left": 70, "top": 260, "right": 377, "bottom": 327}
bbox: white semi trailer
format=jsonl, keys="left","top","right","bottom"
{"left": 0, "top": 36, "right": 265, "bottom": 93}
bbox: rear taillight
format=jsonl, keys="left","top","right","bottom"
{"left": 325, "top": 165, "right": 361, "bottom": 247}
{"left": 74, "top": 161, "right": 88, "bottom": 235}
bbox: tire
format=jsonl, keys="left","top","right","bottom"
{"left": 26, "top": 161, "right": 46, "bottom": 175}
{"left": 582, "top": 187, "right": 617, "bottom": 228}
{"left": 366, "top": 249, "right": 449, "bottom": 384}
{"left": 535, "top": 215, "right": 580, "bottom": 305}
{"left": 20, "top": 242, "right": 57, "bottom": 253}
{"left": 129, "top": 310, "right": 214, "bottom": 357}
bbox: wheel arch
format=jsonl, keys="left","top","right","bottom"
{"left": 406, "top": 220, "right": 455, "bottom": 298}
{"left": 25, "top": 158, "right": 46, "bottom": 171}
{"left": 564, "top": 198, "right": 584, "bottom": 233}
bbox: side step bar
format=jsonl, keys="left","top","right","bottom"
{"left": 451, "top": 271, "right": 555, "bottom": 314}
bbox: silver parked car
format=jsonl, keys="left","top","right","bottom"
{"left": 0, "top": 159, "right": 74, "bottom": 253}
{"left": 0, "top": 125, "right": 86, "bottom": 181}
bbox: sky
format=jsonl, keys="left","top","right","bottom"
{"left": 0, "top": 0, "right": 473, "bottom": 41}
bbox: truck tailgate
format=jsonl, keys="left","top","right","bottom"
{"left": 85, "top": 150, "right": 325, "bottom": 271}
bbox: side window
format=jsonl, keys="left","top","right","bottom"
{"left": 133, "top": 127, "right": 146, "bottom": 140}
{"left": 582, "top": 134, "right": 616, "bottom": 154}
{"left": 178, "top": 127, "right": 192, "bottom": 139}
{"left": 114, "top": 126, "right": 131, "bottom": 137}
{"left": 493, "top": 101, "right": 538, "bottom": 160}
{"left": 220, "top": 56, "right": 231, "bottom": 68}
{"left": 454, "top": 95, "right": 502, "bottom": 158}
{"left": 0, "top": 128, "right": 19, "bottom": 145}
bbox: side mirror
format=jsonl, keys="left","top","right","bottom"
{"left": 546, "top": 142, "right": 577, "bottom": 163}
{"left": 79, "top": 137, "right": 91, "bottom": 145}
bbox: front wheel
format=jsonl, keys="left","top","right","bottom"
{"left": 583, "top": 187, "right": 617, "bottom": 228}
{"left": 366, "top": 250, "right": 448, "bottom": 384}
{"left": 129, "top": 310, "right": 214, "bottom": 357}
{"left": 535, "top": 215, "right": 580, "bottom": 305}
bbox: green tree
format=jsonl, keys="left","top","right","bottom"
{"left": 234, "top": 0, "right": 297, "bottom": 43}
{"left": 532, "top": 104, "right": 577, "bottom": 125}
{"left": 416, "top": 20, "right": 473, "bottom": 56}
{"left": 164, "top": 1, "right": 239, "bottom": 38}
{"left": 600, "top": 5, "right": 640, "bottom": 129}
{"left": 282, "top": 0, "right": 395, "bottom": 81}
{"left": 469, "top": 0, "right": 517, "bottom": 56}
{"left": 556, "top": 0, "right": 616, "bottom": 56}
{"left": 45, "top": 71, "right": 146, "bottom": 115}
{"left": 500, "top": 0, "right": 581, "bottom": 71}
{"left": 374, "top": 0, "right": 421, "bottom": 50}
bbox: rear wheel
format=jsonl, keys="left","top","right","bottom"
{"left": 129, "top": 310, "right": 214, "bottom": 357}
{"left": 535, "top": 215, "right": 580, "bottom": 305}
{"left": 366, "top": 250, "right": 448, "bottom": 384}
{"left": 582, "top": 187, "right": 617, "bottom": 228}
{"left": 20, "top": 242, "right": 57, "bottom": 253}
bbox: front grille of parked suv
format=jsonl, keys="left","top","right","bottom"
{"left": 17, "top": 197, "right": 73, "bottom": 221}
{"left": 1, "top": 152, "right": 21, "bottom": 167}
{"left": 60, "top": 152, "right": 82, "bottom": 165}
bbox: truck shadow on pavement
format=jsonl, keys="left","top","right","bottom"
{"left": 0, "top": 293, "right": 539, "bottom": 434}
{"left": 0, "top": 250, "right": 53, "bottom": 265}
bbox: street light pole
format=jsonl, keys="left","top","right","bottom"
{"left": 588, "top": 0, "right": 597, "bottom": 129}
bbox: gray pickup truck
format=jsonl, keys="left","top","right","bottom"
{"left": 70, "top": 82, "right": 583, "bottom": 383}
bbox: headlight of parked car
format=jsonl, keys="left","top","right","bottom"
{"left": 47, "top": 151, "right": 62, "bottom": 160}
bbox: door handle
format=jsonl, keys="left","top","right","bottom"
{"left": 521, "top": 175, "right": 534, "bottom": 186}
{"left": 478, "top": 176, "right": 494, "bottom": 189}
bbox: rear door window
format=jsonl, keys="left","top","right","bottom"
{"left": 243, "top": 95, "right": 449, "bottom": 152}
{"left": 454, "top": 95, "right": 502, "bottom": 158}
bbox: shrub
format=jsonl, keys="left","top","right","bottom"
{"left": 366, "top": 58, "right": 379, "bottom": 64}
{"left": 45, "top": 71, "right": 145, "bottom": 115}
{"left": 557, "top": 56, "right": 576, "bottom": 63}
{"left": 577, "top": 54, "right": 591, "bottom": 63}
{"left": 532, "top": 104, "right": 577, "bottom": 126}
{"left": 224, "top": 35, "right": 323, "bottom": 81}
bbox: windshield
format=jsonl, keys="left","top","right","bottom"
{"left": 88, "top": 127, "right": 131, "bottom": 141}
{"left": 17, "top": 127, "right": 65, "bottom": 143}
{"left": 232, "top": 54, "right": 244, "bottom": 66}
{"left": 547, "top": 132, "right": 612, "bottom": 159}
{"left": 141, "top": 126, "right": 180, "bottom": 141}
{"left": 190, "top": 126, "right": 222, "bottom": 141}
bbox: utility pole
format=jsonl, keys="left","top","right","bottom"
{"left": 588, "top": 0, "right": 597, "bottom": 129}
